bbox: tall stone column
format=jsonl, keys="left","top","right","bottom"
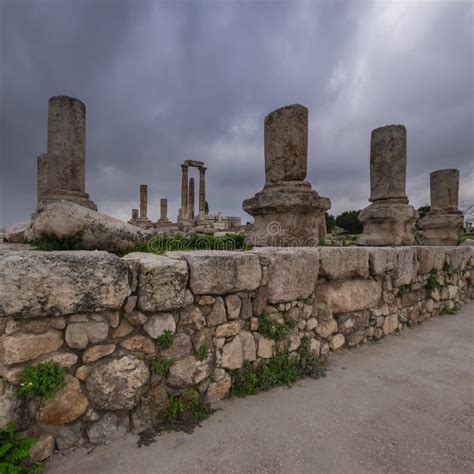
{"left": 357, "top": 125, "right": 416, "bottom": 246}
{"left": 180, "top": 164, "right": 189, "bottom": 220}
{"left": 418, "top": 169, "right": 464, "bottom": 245}
{"left": 128, "top": 208, "right": 139, "bottom": 226}
{"left": 44, "top": 95, "right": 97, "bottom": 210}
{"left": 199, "top": 167, "right": 207, "bottom": 218}
{"left": 139, "top": 184, "right": 148, "bottom": 219}
{"left": 37, "top": 154, "right": 48, "bottom": 210}
{"left": 243, "top": 104, "right": 331, "bottom": 246}
{"left": 189, "top": 177, "right": 195, "bottom": 222}
{"left": 158, "top": 198, "right": 170, "bottom": 224}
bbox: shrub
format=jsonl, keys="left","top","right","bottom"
{"left": 325, "top": 213, "right": 336, "bottom": 233}
{"left": 0, "top": 422, "right": 43, "bottom": 474}
{"left": 257, "top": 314, "right": 295, "bottom": 341}
{"left": 441, "top": 305, "right": 459, "bottom": 315}
{"left": 417, "top": 205, "right": 431, "bottom": 220}
{"left": 17, "top": 362, "right": 66, "bottom": 400}
{"left": 229, "top": 338, "right": 326, "bottom": 398}
{"left": 151, "top": 358, "right": 173, "bottom": 376}
{"left": 195, "top": 345, "right": 208, "bottom": 362}
{"left": 30, "top": 234, "right": 83, "bottom": 251}
{"left": 156, "top": 330, "right": 174, "bottom": 350}
{"left": 335, "top": 210, "right": 363, "bottom": 234}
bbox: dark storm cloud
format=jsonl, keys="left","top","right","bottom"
{"left": 1, "top": 0, "right": 473, "bottom": 228}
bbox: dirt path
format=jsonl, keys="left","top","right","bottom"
{"left": 47, "top": 303, "right": 474, "bottom": 474}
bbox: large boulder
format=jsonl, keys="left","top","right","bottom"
{"left": 182, "top": 251, "right": 261, "bottom": 295}
{"left": 123, "top": 253, "right": 188, "bottom": 311}
{"left": 4, "top": 221, "right": 30, "bottom": 244}
{"left": 25, "top": 200, "right": 151, "bottom": 251}
{"left": 253, "top": 248, "right": 319, "bottom": 303}
{"left": 0, "top": 251, "right": 130, "bottom": 318}
{"left": 86, "top": 355, "right": 150, "bottom": 410}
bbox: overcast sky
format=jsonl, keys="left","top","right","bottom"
{"left": 1, "top": 0, "right": 473, "bottom": 229}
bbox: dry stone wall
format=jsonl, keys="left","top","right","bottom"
{"left": 0, "top": 246, "right": 473, "bottom": 453}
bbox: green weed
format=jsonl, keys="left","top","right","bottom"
{"left": 17, "top": 362, "right": 66, "bottom": 400}
{"left": 156, "top": 330, "right": 174, "bottom": 350}
{"left": 150, "top": 358, "right": 173, "bottom": 376}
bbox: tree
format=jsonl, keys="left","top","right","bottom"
{"left": 335, "top": 210, "right": 363, "bottom": 234}
{"left": 325, "top": 213, "right": 336, "bottom": 233}
{"left": 418, "top": 205, "right": 431, "bottom": 220}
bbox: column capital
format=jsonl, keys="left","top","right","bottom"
{"left": 199, "top": 166, "right": 207, "bottom": 174}
{"left": 181, "top": 164, "right": 189, "bottom": 170}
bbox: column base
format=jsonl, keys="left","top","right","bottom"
{"left": 39, "top": 190, "right": 97, "bottom": 212}
{"left": 357, "top": 199, "right": 416, "bottom": 246}
{"left": 417, "top": 211, "right": 464, "bottom": 246}
{"left": 243, "top": 181, "right": 331, "bottom": 246}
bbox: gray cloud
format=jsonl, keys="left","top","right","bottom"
{"left": 1, "top": 0, "right": 472, "bottom": 228}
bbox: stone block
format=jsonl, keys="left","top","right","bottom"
{"left": 417, "top": 247, "right": 446, "bottom": 274}
{"left": 393, "top": 248, "right": 419, "bottom": 286}
{"left": 367, "top": 248, "right": 398, "bottom": 275}
{"left": 315, "top": 279, "right": 382, "bottom": 314}
{"left": 0, "top": 251, "right": 130, "bottom": 318}
{"left": 183, "top": 251, "right": 261, "bottom": 295}
{"left": 253, "top": 248, "right": 319, "bottom": 303}
{"left": 319, "top": 247, "right": 369, "bottom": 279}
{"left": 124, "top": 253, "right": 188, "bottom": 312}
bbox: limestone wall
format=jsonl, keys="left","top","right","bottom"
{"left": 1, "top": 246, "right": 473, "bottom": 453}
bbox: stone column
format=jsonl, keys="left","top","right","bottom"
{"left": 44, "top": 95, "right": 96, "bottom": 210}
{"left": 199, "top": 167, "right": 207, "bottom": 217}
{"left": 189, "top": 178, "right": 195, "bottom": 222}
{"left": 37, "top": 154, "right": 48, "bottom": 209}
{"left": 180, "top": 164, "right": 189, "bottom": 220}
{"left": 243, "top": 104, "right": 331, "bottom": 246}
{"left": 132, "top": 209, "right": 139, "bottom": 220}
{"left": 418, "top": 169, "right": 463, "bottom": 245}
{"left": 158, "top": 198, "right": 170, "bottom": 224}
{"left": 357, "top": 124, "right": 416, "bottom": 246}
{"left": 139, "top": 184, "right": 148, "bottom": 219}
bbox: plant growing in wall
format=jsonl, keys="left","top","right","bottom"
{"left": 195, "top": 345, "right": 209, "bottom": 362}
{"left": 156, "top": 330, "right": 174, "bottom": 350}
{"left": 425, "top": 268, "right": 440, "bottom": 293}
{"left": 0, "top": 422, "right": 43, "bottom": 473}
{"left": 17, "top": 362, "right": 67, "bottom": 400}
{"left": 398, "top": 283, "right": 413, "bottom": 297}
{"left": 443, "top": 261, "right": 454, "bottom": 278}
{"left": 151, "top": 358, "right": 173, "bottom": 376}
{"left": 257, "top": 314, "right": 295, "bottom": 341}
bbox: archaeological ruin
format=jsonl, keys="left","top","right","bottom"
{"left": 418, "top": 169, "right": 464, "bottom": 246}
{"left": 1, "top": 96, "right": 472, "bottom": 464}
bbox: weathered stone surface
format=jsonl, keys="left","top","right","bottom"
{"left": 33, "top": 351, "right": 78, "bottom": 368}
{"left": 448, "top": 247, "right": 472, "bottom": 271}
{"left": 0, "top": 251, "right": 130, "bottom": 318}
{"left": 5, "top": 221, "right": 30, "bottom": 244}
{"left": 75, "top": 365, "right": 92, "bottom": 381}
{"left": 254, "top": 248, "right": 319, "bottom": 303}
{"left": 319, "top": 248, "right": 369, "bottom": 280}
{"left": 258, "top": 336, "right": 275, "bottom": 359}
{"left": 182, "top": 251, "right": 261, "bottom": 295}
{"left": 192, "top": 328, "right": 214, "bottom": 352}
{"left": 29, "top": 434, "right": 55, "bottom": 463}
{"left": 215, "top": 321, "right": 241, "bottom": 338}
{"left": 207, "top": 297, "right": 227, "bottom": 326}
{"left": 315, "top": 280, "right": 382, "bottom": 314}
{"left": 417, "top": 247, "right": 446, "bottom": 274}
{"left": 367, "top": 248, "right": 398, "bottom": 275}
{"left": 329, "top": 334, "right": 345, "bottom": 351}
{"left": 430, "top": 169, "right": 459, "bottom": 211}
{"left": 126, "top": 310, "right": 146, "bottom": 326}
{"left": 27, "top": 201, "right": 150, "bottom": 251}
{"left": 240, "top": 331, "right": 256, "bottom": 361}
{"left": 123, "top": 295, "right": 137, "bottom": 314}
{"left": 264, "top": 104, "right": 308, "bottom": 183}
{"left": 123, "top": 253, "right": 188, "bottom": 312}
{"left": 168, "top": 355, "right": 212, "bottom": 388}
{"left": 160, "top": 332, "right": 193, "bottom": 359}
{"left": 87, "top": 413, "right": 129, "bottom": 445}
{"left": 0, "top": 331, "right": 63, "bottom": 365}
{"left": 112, "top": 320, "right": 134, "bottom": 338}
{"left": 221, "top": 335, "right": 244, "bottom": 369}
{"left": 86, "top": 355, "right": 150, "bottom": 410}
{"left": 198, "top": 295, "right": 215, "bottom": 305}
{"left": 0, "top": 380, "right": 19, "bottom": 428}
{"left": 207, "top": 373, "right": 232, "bottom": 401}
{"left": 143, "top": 313, "right": 176, "bottom": 339}
{"left": 225, "top": 294, "right": 241, "bottom": 320}
{"left": 119, "top": 335, "right": 156, "bottom": 354}
{"left": 179, "top": 305, "right": 206, "bottom": 331}
{"left": 383, "top": 314, "right": 399, "bottom": 335}
{"left": 132, "top": 383, "right": 169, "bottom": 433}
{"left": 82, "top": 344, "right": 116, "bottom": 363}
{"left": 65, "top": 322, "right": 108, "bottom": 349}
{"left": 394, "top": 248, "right": 419, "bottom": 286}
{"left": 38, "top": 375, "right": 88, "bottom": 425}
{"left": 316, "top": 319, "right": 337, "bottom": 338}
{"left": 310, "top": 338, "right": 321, "bottom": 355}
